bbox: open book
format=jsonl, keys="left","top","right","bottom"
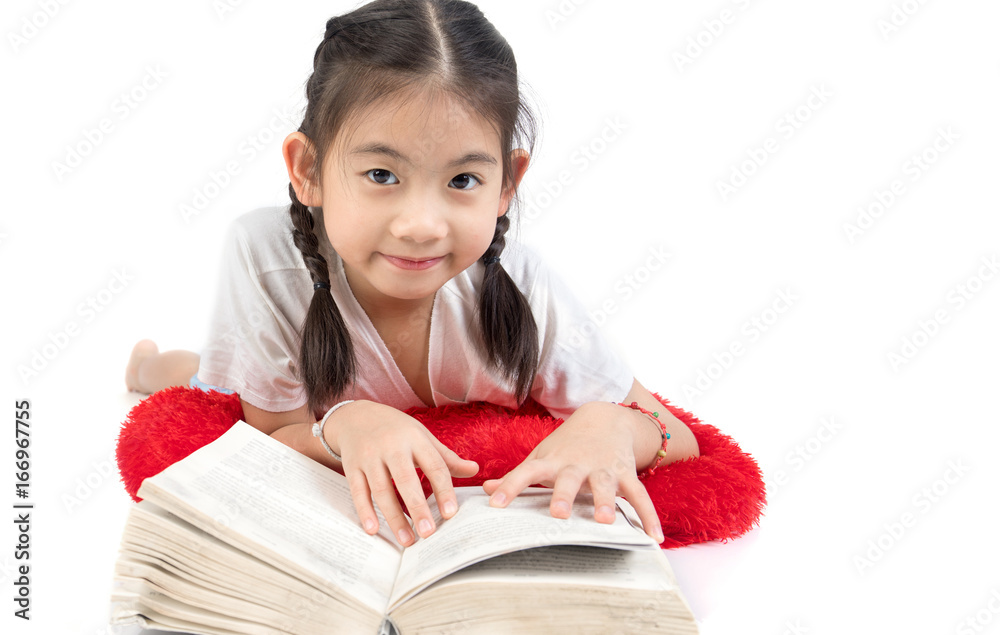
{"left": 109, "top": 421, "right": 699, "bottom": 634}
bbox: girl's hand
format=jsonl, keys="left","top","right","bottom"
{"left": 482, "top": 400, "right": 668, "bottom": 543}
{"left": 328, "top": 400, "right": 479, "bottom": 546}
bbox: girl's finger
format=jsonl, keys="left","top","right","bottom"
{"left": 480, "top": 447, "right": 539, "bottom": 495}
{"left": 429, "top": 437, "right": 480, "bottom": 478}
{"left": 385, "top": 457, "right": 437, "bottom": 540}
{"left": 481, "top": 478, "right": 501, "bottom": 495}
{"left": 344, "top": 467, "right": 379, "bottom": 534}
{"left": 586, "top": 469, "right": 619, "bottom": 524}
{"left": 412, "top": 444, "right": 461, "bottom": 520}
{"left": 366, "top": 463, "right": 415, "bottom": 546}
{"left": 487, "top": 461, "right": 552, "bottom": 509}
{"left": 619, "top": 476, "right": 664, "bottom": 543}
{"left": 548, "top": 465, "right": 588, "bottom": 519}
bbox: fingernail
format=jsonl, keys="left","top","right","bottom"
{"left": 443, "top": 500, "right": 457, "bottom": 516}
{"left": 419, "top": 519, "right": 434, "bottom": 537}
{"left": 553, "top": 500, "right": 570, "bottom": 517}
{"left": 597, "top": 505, "right": 614, "bottom": 521}
{"left": 490, "top": 493, "right": 506, "bottom": 506}
{"left": 655, "top": 528, "right": 664, "bottom": 543}
{"left": 363, "top": 518, "right": 377, "bottom": 533}
{"left": 397, "top": 528, "right": 412, "bottom": 544}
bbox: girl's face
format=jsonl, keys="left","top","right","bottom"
{"left": 317, "top": 90, "right": 527, "bottom": 312}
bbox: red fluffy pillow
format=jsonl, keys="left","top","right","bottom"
{"left": 116, "top": 386, "right": 765, "bottom": 548}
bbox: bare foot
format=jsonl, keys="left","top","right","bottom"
{"left": 126, "top": 339, "right": 160, "bottom": 392}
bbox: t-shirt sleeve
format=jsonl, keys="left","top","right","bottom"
{"left": 523, "top": 250, "right": 635, "bottom": 421}
{"left": 196, "top": 217, "right": 309, "bottom": 413}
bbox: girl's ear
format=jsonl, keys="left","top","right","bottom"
{"left": 498, "top": 149, "right": 530, "bottom": 217}
{"left": 283, "top": 132, "right": 323, "bottom": 207}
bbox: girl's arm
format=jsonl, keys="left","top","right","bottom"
{"left": 617, "top": 379, "right": 700, "bottom": 466}
{"left": 241, "top": 399, "right": 478, "bottom": 547}
{"left": 482, "top": 379, "right": 699, "bottom": 543}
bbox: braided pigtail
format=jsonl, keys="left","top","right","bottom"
{"left": 288, "top": 184, "right": 356, "bottom": 412}
{"left": 478, "top": 214, "right": 539, "bottom": 403}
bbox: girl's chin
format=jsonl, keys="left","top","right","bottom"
{"left": 370, "top": 277, "right": 447, "bottom": 303}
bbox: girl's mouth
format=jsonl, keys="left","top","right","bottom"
{"left": 381, "top": 254, "right": 445, "bottom": 271}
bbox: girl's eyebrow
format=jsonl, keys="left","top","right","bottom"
{"left": 348, "top": 142, "right": 497, "bottom": 169}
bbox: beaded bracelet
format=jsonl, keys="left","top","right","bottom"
{"left": 311, "top": 400, "right": 355, "bottom": 462}
{"left": 616, "top": 401, "right": 670, "bottom": 479}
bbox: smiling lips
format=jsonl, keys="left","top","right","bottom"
{"left": 381, "top": 254, "right": 445, "bottom": 271}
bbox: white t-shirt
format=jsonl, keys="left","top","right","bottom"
{"left": 196, "top": 206, "right": 634, "bottom": 421}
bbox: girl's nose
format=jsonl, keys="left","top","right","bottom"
{"left": 389, "top": 192, "right": 448, "bottom": 242}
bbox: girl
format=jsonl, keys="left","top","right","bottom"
{"left": 126, "top": 0, "right": 699, "bottom": 548}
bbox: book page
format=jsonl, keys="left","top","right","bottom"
{"left": 121, "top": 502, "right": 355, "bottom": 625}
{"left": 138, "top": 421, "right": 402, "bottom": 613}
{"left": 113, "top": 506, "right": 383, "bottom": 634}
{"left": 417, "top": 544, "right": 679, "bottom": 592}
{"left": 388, "top": 487, "right": 658, "bottom": 609}
{"left": 389, "top": 546, "right": 698, "bottom": 635}
{"left": 112, "top": 577, "right": 294, "bottom": 635}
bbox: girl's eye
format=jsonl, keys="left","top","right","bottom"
{"left": 450, "top": 174, "right": 481, "bottom": 191}
{"left": 365, "top": 169, "right": 398, "bottom": 185}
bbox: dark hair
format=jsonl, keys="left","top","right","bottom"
{"left": 289, "top": 0, "right": 539, "bottom": 413}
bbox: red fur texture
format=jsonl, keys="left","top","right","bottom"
{"left": 117, "top": 386, "right": 765, "bottom": 548}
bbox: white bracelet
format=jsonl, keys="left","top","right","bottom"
{"left": 311, "top": 400, "right": 354, "bottom": 462}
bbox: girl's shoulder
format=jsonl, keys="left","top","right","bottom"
{"left": 497, "top": 239, "right": 546, "bottom": 283}
{"left": 223, "top": 205, "right": 323, "bottom": 276}
{"left": 228, "top": 205, "right": 295, "bottom": 244}
{"left": 440, "top": 239, "right": 555, "bottom": 309}
{"left": 231, "top": 204, "right": 293, "bottom": 232}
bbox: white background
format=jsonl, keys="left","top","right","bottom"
{"left": 2, "top": 0, "right": 999, "bottom": 633}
